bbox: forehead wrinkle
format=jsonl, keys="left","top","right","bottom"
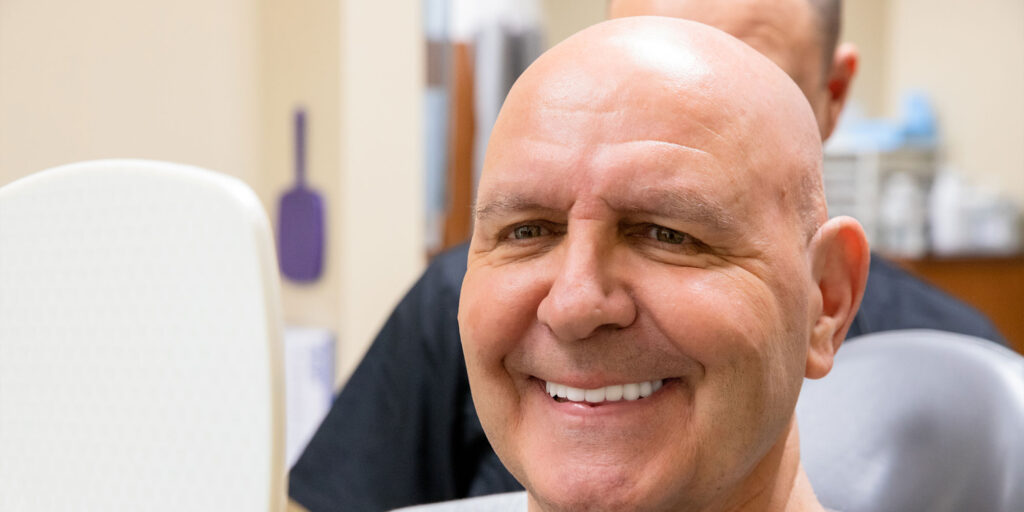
{"left": 477, "top": 140, "right": 735, "bottom": 226}
{"left": 611, "top": 139, "right": 712, "bottom": 158}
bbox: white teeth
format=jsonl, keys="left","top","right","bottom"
{"left": 584, "top": 388, "right": 605, "bottom": 402}
{"left": 566, "top": 386, "right": 585, "bottom": 402}
{"left": 605, "top": 384, "right": 623, "bottom": 401}
{"left": 546, "top": 379, "right": 665, "bottom": 403}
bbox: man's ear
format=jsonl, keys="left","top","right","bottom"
{"left": 819, "top": 42, "right": 858, "bottom": 140}
{"left": 806, "top": 215, "right": 869, "bottom": 379}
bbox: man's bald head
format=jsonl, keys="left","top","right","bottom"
{"left": 486, "top": 16, "right": 827, "bottom": 240}
{"left": 462, "top": 17, "right": 868, "bottom": 512}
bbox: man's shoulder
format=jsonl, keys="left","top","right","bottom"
{"left": 421, "top": 242, "right": 470, "bottom": 293}
{"left": 392, "top": 492, "right": 527, "bottom": 512}
{"left": 852, "top": 255, "right": 1005, "bottom": 343}
{"left": 395, "top": 242, "right": 468, "bottom": 314}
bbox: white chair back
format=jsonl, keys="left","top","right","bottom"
{"left": 0, "top": 160, "right": 286, "bottom": 511}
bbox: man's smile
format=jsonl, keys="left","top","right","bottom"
{"left": 544, "top": 378, "right": 665, "bottom": 403}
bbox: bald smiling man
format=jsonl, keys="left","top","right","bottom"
{"left": 289, "top": 2, "right": 1005, "bottom": 511}
{"left": 447, "top": 17, "right": 868, "bottom": 512}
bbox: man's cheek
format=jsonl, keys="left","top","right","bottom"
{"left": 645, "top": 270, "right": 776, "bottom": 347}
{"left": 472, "top": 264, "right": 550, "bottom": 324}
{"left": 461, "top": 270, "right": 534, "bottom": 362}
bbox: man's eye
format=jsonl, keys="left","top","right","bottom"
{"left": 647, "top": 225, "right": 687, "bottom": 244}
{"left": 510, "top": 224, "right": 548, "bottom": 240}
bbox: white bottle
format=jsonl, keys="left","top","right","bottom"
{"left": 929, "top": 168, "right": 965, "bottom": 256}
{"left": 880, "top": 171, "right": 926, "bottom": 258}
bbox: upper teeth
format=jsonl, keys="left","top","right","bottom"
{"left": 545, "top": 379, "right": 664, "bottom": 403}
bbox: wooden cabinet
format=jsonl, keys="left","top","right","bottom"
{"left": 895, "top": 257, "right": 1024, "bottom": 354}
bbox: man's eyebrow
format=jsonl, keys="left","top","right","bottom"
{"left": 474, "top": 189, "right": 738, "bottom": 233}
{"left": 473, "top": 195, "right": 559, "bottom": 222}
{"left": 618, "top": 188, "right": 738, "bottom": 234}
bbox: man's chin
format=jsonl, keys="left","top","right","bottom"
{"left": 504, "top": 394, "right": 702, "bottom": 510}
{"left": 526, "top": 482, "right": 643, "bottom": 512}
{"left": 518, "top": 456, "right": 681, "bottom": 512}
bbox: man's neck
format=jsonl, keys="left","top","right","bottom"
{"left": 721, "top": 418, "right": 826, "bottom": 512}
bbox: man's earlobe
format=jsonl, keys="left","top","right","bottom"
{"left": 821, "top": 42, "right": 859, "bottom": 140}
{"left": 806, "top": 216, "right": 870, "bottom": 379}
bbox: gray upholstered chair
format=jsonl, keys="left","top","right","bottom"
{"left": 797, "top": 329, "right": 1024, "bottom": 512}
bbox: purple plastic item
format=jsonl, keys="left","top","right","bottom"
{"left": 277, "top": 108, "right": 325, "bottom": 282}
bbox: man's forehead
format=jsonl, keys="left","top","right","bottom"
{"left": 487, "top": 23, "right": 792, "bottom": 174}
{"left": 483, "top": 135, "right": 717, "bottom": 192}
{"left": 477, "top": 138, "right": 752, "bottom": 233}
{"left": 490, "top": 76, "right": 739, "bottom": 171}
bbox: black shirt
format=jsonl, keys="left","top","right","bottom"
{"left": 288, "top": 243, "right": 1005, "bottom": 512}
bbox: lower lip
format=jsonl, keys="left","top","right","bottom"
{"left": 531, "top": 377, "right": 679, "bottom": 416}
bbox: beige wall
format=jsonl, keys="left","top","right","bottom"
{"left": 541, "top": 0, "right": 608, "bottom": 46}
{"left": 0, "top": 0, "right": 261, "bottom": 185}
{"left": 841, "top": 0, "right": 891, "bottom": 117}
{"left": 261, "top": 0, "right": 427, "bottom": 386}
{"left": 1, "top": 0, "right": 425, "bottom": 387}
{"left": 259, "top": 0, "right": 345, "bottom": 373}
{"left": 842, "top": 0, "right": 1024, "bottom": 205}
{"left": 335, "top": 0, "right": 425, "bottom": 383}
{"left": 885, "top": 0, "right": 1024, "bottom": 204}
{"left": 260, "top": 0, "right": 426, "bottom": 386}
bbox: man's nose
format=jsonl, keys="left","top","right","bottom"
{"left": 536, "top": 232, "right": 637, "bottom": 341}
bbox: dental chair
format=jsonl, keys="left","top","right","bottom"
{"left": 797, "top": 329, "right": 1024, "bottom": 512}
{"left": 0, "top": 160, "right": 286, "bottom": 511}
